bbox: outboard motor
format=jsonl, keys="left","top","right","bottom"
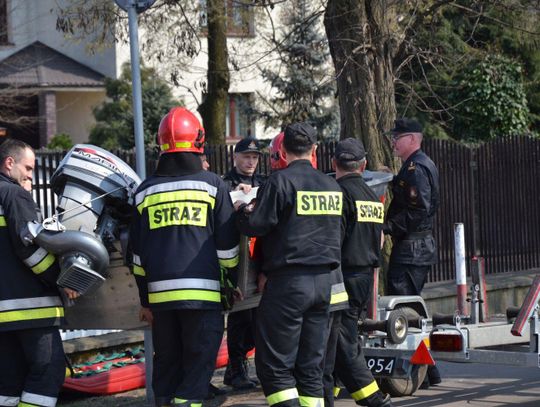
{"left": 23, "top": 145, "right": 141, "bottom": 295}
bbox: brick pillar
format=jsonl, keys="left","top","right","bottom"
{"left": 38, "top": 91, "right": 57, "bottom": 148}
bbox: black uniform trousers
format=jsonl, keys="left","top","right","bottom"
{"left": 334, "top": 273, "right": 385, "bottom": 406}
{"left": 227, "top": 308, "right": 256, "bottom": 366}
{"left": 256, "top": 272, "right": 331, "bottom": 406}
{"left": 152, "top": 309, "right": 224, "bottom": 403}
{"left": 322, "top": 311, "right": 341, "bottom": 407}
{"left": 0, "top": 327, "right": 65, "bottom": 407}
{"left": 386, "top": 263, "right": 430, "bottom": 296}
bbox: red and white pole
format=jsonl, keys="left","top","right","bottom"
{"left": 454, "top": 223, "right": 468, "bottom": 316}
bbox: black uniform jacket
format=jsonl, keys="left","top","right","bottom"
{"left": 0, "top": 173, "right": 63, "bottom": 332}
{"left": 237, "top": 159, "right": 342, "bottom": 275}
{"left": 130, "top": 154, "right": 240, "bottom": 311}
{"left": 223, "top": 167, "right": 266, "bottom": 190}
{"left": 385, "top": 149, "right": 440, "bottom": 265}
{"left": 338, "top": 173, "right": 383, "bottom": 275}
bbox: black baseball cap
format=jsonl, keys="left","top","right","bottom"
{"left": 284, "top": 122, "right": 317, "bottom": 145}
{"left": 389, "top": 118, "right": 423, "bottom": 134}
{"left": 234, "top": 137, "right": 261, "bottom": 154}
{"left": 335, "top": 138, "right": 366, "bottom": 161}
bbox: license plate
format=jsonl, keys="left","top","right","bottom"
{"left": 365, "top": 357, "right": 395, "bottom": 375}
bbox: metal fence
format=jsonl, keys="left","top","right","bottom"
{"left": 34, "top": 136, "right": 540, "bottom": 283}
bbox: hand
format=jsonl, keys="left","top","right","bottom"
{"left": 63, "top": 288, "right": 80, "bottom": 300}
{"left": 235, "top": 183, "right": 252, "bottom": 194}
{"left": 378, "top": 165, "right": 393, "bottom": 174}
{"left": 234, "top": 287, "right": 244, "bottom": 301}
{"left": 21, "top": 179, "right": 32, "bottom": 192}
{"left": 257, "top": 273, "right": 267, "bottom": 293}
{"left": 139, "top": 307, "right": 153, "bottom": 325}
{"left": 233, "top": 200, "right": 245, "bottom": 211}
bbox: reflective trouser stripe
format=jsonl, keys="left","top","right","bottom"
{"left": 0, "top": 216, "right": 5, "bottom": 227}
{"left": 133, "top": 265, "right": 145, "bottom": 276}
{"left": 0, "top": 395, "right": 19, "bottom": 406}
{"left": 148, "top": 290, "right": 220, "bottom": 304}
{"left": 330, "top": 291, "right": 348, "bottom": 305}
{"left": 20, "top": 390, "right": 57, "bottom": 406}
{"left": 333, "top": 387, "right": 341, "bottom": 397}
{"left": 267, "top": 388, "right": 299, "bottom": 406}
{"left": 350, "top": 380, "right": 379, "bottom": 401}
{"left": 0, "top": 307, "right": 64, "bottom": 324}
{"left": 172, "top": 398, "right": 202, "bottom": 407}
{"left": 299, "top": 395, "right": 323, "bottom": 406}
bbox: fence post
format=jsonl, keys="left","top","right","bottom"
{"left": 469, "top": 148, "right": 481, "bottom": 257}
{"left": 454, "top": 223, "right": 469, "bottom": 316}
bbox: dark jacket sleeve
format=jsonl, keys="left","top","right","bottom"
{"left": 236, "top": 179, "right": 283, "bottom": 237}
{"left": 128, "top": 202, "right": 149, "bottom": 307}
{"left": 214, "top": 180, "right": 241, "bottom": 285}
{"left": 386, "top": 165, "right": 432, "bottom": 238}
{"left": 5, "top": 187, "right": 60, "bottom": 287}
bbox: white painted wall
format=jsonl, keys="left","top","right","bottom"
{"left": 56, "top": 90, "right": 106, "bottom": 145}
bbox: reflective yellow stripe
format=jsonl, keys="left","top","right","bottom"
{"left": 31, "top": 253, "right": 56, "bottom": 275}
{"left": 299, "top": 395, "right": 324, "bottom": 406}
{"left": 356, "top": 200, "right": 384, "bottom": 223}
{"left": 149, "top": 290, "right": 221, "bottom": 304}
{"left": 333, "top": 387, "right": 341, "bottom": 397}
{"left": 297, "top": 191, "right": 342, "bottom": 215}
{"left": 137, "top": 190, "right": 215, "bottom": 213}
{"left": 18, "top": 403, "right": 35, "bottom": 407}
{"left": 218, "top": 256, "right": 239, "bottom": 268}
{"left": 161, "top": 143, "right": 170, "bottom": 151}
{"left": 0, "top": 216, "right": 5, "bottom": 227}
{"left": 350, "top": 380, "right": 379, "bottom": 401}
{"left": 267, "top": 388, "right": 299, "bottom": 406}
{"left": 172, "top": 398, "right": 201, "bottom": 406}
{"left": 148, "top": 201, "right": 208, "bottom": 229}
{"left": 330, "top": 291, "right": 349, "bottom": 305}
{"left": 133, "top": 265, "right": 145, "bottom": 277}
{"left": 0, "top": 307, "right": 64, "bottom": 323}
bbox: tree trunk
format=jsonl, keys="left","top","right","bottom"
{"left": 324, "top": 0, "right": 398, "bottom": 170}
{"left": 198, "top": 0, "right": 230, "bottom": 145}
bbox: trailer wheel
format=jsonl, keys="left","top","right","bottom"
{"left": 386, "top": 309, "right": 408, "bottom": 344}
{"left": 378, "top": 364, "right": 427, "bottom": 397}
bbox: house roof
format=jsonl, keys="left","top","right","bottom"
{"left": 0, "top": 41, "right": 105, "bottom": 88}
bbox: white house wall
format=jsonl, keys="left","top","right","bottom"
{"left": 56, "top": 90, "right": 106, "bottom": 145}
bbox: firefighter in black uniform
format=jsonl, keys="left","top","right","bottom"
{"left": 130, "top": 107, "right": 240, "bottom": 407}
{"left": 222, "top": 137, "right": 266, "bottom": 389}
{"left": 329, "top": 138, "right": 393, "bottom": 407}
{"left": 0, "top": 139, "right": 78, "bottom": 407}
{"left": 236, "top": 123, "right": 342, "bottom": 407}
{"left": 383, "top": 118, "right": 441, "bottom": 386}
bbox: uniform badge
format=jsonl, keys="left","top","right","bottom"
{"left": 249, "top": 141, "right": 257, "bottom": 149}
{"left": 409, "top": 186, "right": 418, "bottom": 199}
{"left": 398, "top": 180, "right": 406, "bottom": 187}
{"left": 408, "top": 161, "right": 416, "bottom": 171}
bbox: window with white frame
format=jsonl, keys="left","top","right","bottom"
{"left": 227, "top": 93, "right": 255, "bottom": 139}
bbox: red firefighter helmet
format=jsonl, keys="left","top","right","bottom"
{"left": 269, "top": 131, "right": 318, "bottom": 170}
{"left": 157, "top": 107, "right": 205, "bottom": 154}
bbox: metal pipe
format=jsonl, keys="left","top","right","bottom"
{"left": 127, "top": 2, "right": 146, "bottom": 179}
{"left": 33, "top": 230, "right": 109, "bottom": 274}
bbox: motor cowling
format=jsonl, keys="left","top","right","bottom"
{"left": 30, "top": 145, "right": 142, "bottom": 295}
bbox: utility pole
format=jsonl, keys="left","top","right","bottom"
{"left": 114, "top": 0, "right": 155, "bottom": 179}
{"left": 113, "top": 1, "right": 156, "bottom": 403}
